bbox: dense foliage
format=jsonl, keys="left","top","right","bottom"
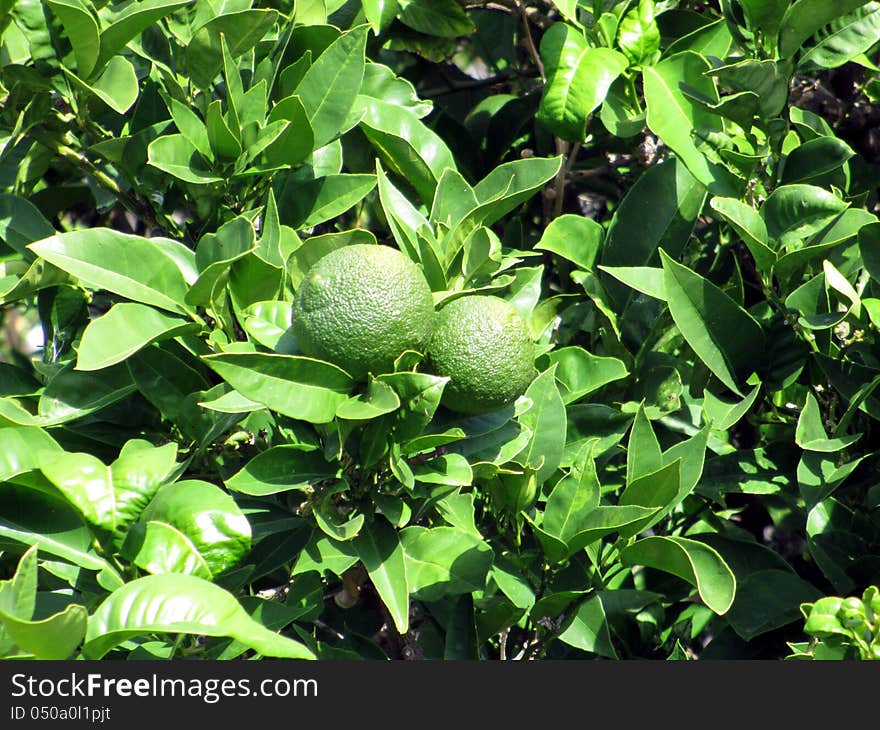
{"left": 1, "top": 0, "right": 880, "bottom": 660}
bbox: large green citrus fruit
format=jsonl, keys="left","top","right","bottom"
{"left": 292, "top": 244, "right": 434, "bottom": 380}
{"left": 426, "top": 295, "right": 536, "bottom": 414}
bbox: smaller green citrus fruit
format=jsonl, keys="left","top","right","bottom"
{"left": 426, "top": 294, "right": 536, "bottom": 414}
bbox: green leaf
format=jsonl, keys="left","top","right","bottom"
{"left": 799, "top": 3, "right": 880, "bottom": 70}
{"left": 400, "top": 526, "right": 493, "bottom": 601}
{"left": 360, "top": 62, "right": 432, "bottom": 119}
{"left": 397, "top": 0, "right": 474, "bottom": 38}
{"left": 63, "top": 55, "right": 139, "bottom": 114}
{"left": 292, "top": 531, "right": 359, "bottom": 577}
{"left": 411, "top": 453, "right": 473, "bottom": 486}
{"left": 240, "top": 301, "right": 295, "bottom": 351}
{"left": 39, "top": 440, "right": 177, "bottom": 542}
{"left": 76, "top": 303, "right": 195, "bottom": 371}
{"left": 780, "top": 137, "right": 855, "bottom": 185}
{"left": 643, "top": 52, "right": 740, "bottom": 196}
{"left": 206, "top": 99, "right": 242, "bottom": 160}
{"left": 726, "top": 569, "right": 822, "bottom": 641}
{"left": 137, "top": 480, "right": 251, "bottom": 576}
{"left": 186, "top": 9, "right": 279, "bottom": 88}
{"left": 620, "top": 536, "right": 736, "bottom": 614}
{"left": 709, "top": 197, "right": 776, "bottom": 271}
{"left": 203, "top": 353, "right": 353, "bottom": 424}
{"left": 362, "top": 0, "right": 399, "bottom": 33}
{"left": 358, "top": 101, "right": 456, "bottom": 205}
{"left": 535, "top": 215, "right": 604, "bottom": 271}
{"left": 602, "top": 158, "right": 706, "bottom": 304}
{"left": 796, "top": 392, "right": 862, "bottom": 452}
{"left": 660, "top": 249, "right": 764, "bottom": 395}
{"left": 295, "top": 26, "right": 368, "bottom": 149}
{"left": 0, "top": 601, "right": 88, "bottom": 660}
{"left": 543, "top": 455, "right": 600, "bottom": 542}
{"left": 540, "top": 347, "right": 628, "bottom": 404}
{"left": 125, "top": 521, "right": 211, "bottom": 579}
{"left": 95, "top": 0, "right": 193, "bottom": 75}
{"left": 337, "top": 379, "right": 401, "bottom": 421}
{"left": 264, "top": 95, "right": 314, "bottom": 166}
{"left": 537, "top": 23, "right": 628, "bottom": 141}
{"left": 38, "top": 364, "right": 136, "bottom": 425}
{"left": 46, "top": 0, "right": 100, "bottom": 79}
{"left": 761, "top": 185, "right": 849, "bottom": 250}
{"left": 275, "top": 173, "right": 377, "bottom": 229}
{"left": 618, "top": 459, "right": 681, "bottom": 538}
{"left": 0, "top": 194, "right": 55, "bottom": 257}
{"left": 557, "top": 594, "right": 617, "bottom": 658}
{"left": 0, "top": 484, "right": 113, "bottom": 572}
{"left": 518, "top": 365, "right": 566, "bottom": 484}
{"left": 147, "top": 134, "right": 223, "bottom": 184}
{"left": 779, "top": 0, "right": 874, "bottom": 58}
{"left": 626, "top": 405, "right": 663, "bottom": 484}
{"left": 703, "top": 385, "right": 761, "bottom": 431}
{"left": 617, "top": 0, "right": 661, "bottom": 66}
{"left": 83, "top": 573, "right": 315, "bottom": 659}
{"left": 29, "top": 229, "right": 193, "bottom": 315}
{"left": 352, "top": 517, "right": 409, "bottom": 633}
{"left": 0, "top": 427, "right": 61, "bottom": 482}
{"left": 225, "top": 444, "right": 337, "bottom": 496}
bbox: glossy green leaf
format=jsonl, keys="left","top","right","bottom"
{"left": 796, "top": 392, "right": 862, "bottom": 452}
{"left": 537, "top": 23, "right": 628, "bottom": 141}
{"left": 139, "top": 480, "right": 251, "bottom": 576}
{"left": 148, "top": 134, "right": 223, "bottom": 183}
{"left": 83, "top": 573, "right": 315, "bottom": 659}
{"left": 275, "top": 173, "right": 377, "bottom": 229}
{"left": 779, "top": 0, "right": 873, "bottom": 58}
{"left": 352, "top": 517, "right": 409, "bottom": 633}
{"left": 518, "top": 365, "right": 566, "bottom": 484}
{"left": 63, "top": 55, "right": 139, "bottom": 114}
{"left": 38, "top": 364, "right": 136, "bottom": 425}
{"left": 46, "top": 0, "right": 100, "bottom": 78}
{"left": 557, "top": 594, "right": 617, "bottom": 658}
{"left": 541, "top": 347, "right": 628, "bottom": 404}
{"left": 400, "top": 526, "right": 493, "bottom": 601}
{"left": 618, "top": 0, "right": 661, "bottom": 66}
{"left": 660, "top": 249, "right": 764, "bottom": 395}
{"left": 76, "top": 303, "right": 195, "bottom": 371}
{"left": 295, "top": 26, "right": 368, "bottom": 148}
{"left": 226, "top": 446, "right": 338, "bottom": 496}
{"left": 95, "top": 0, "right": 192, "bottom": 74}
{"left": 202, "top": 352, "right": 353, "bottom": 424}
{"left": 618, "top": 460, "right": 681, "bottom": 538}
{"left": 620, "top": 536, "right": 736, "bottom": 614}
{"left": 0, "top": 427, "right": 61, "bottom": 482}
{"left": 535, "top": 215, "right": 604, "bottom": 271}
{"left": 397, "top": 0, "right": 474, "bottom": 38}
{"left": 29, "top": 229, "right": 193, "bottom": 315}
{"left": 643, "top": 52, "right": 740, "bottom": 196}
{"left": 709, "top": 197, "right": 776, "bottom": 271}
{"left": 186, "top": 9, "right": 279, "bottom": 87}
{"left": 359, "top": 101, "right": 456, "bottom": 204}
{"left": 602, "top": 158, "right": 706, "bottom": 303}
{"left": 780, "top": 137, "right": 855, "bottom": 185}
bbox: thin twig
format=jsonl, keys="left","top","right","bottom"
{"left": 517, "top": 2, "right": 545, "bottom": 82}
{"left": 552, "top": 140, "right": 581, "bottom": 220}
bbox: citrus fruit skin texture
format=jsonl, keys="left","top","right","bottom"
{"left": 293, "top": 244, "right": 434, "bottom": 380}
{"left": 426, "top": 295, "right": 536, "bottom": 414}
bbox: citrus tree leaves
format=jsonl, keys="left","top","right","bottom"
{"left": 537, "top": 23, "right": 628, "bottom": 142}
{"left": 644, "top": 52, "right": 741, "bottom": 196}
{"left": 202, "top": 353, "right": 354, "bottom": 424}
{"left": 621, "top": 536, "right": 736, "bottom": 615}
{"left": 29, "top": 230, "right": 195, "bottom": 315}
{"left": 83, "top": 573, "right": 315, "bottom": 659}
{"left": 660, "top": 249, "right": 764, "bottom": 395}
